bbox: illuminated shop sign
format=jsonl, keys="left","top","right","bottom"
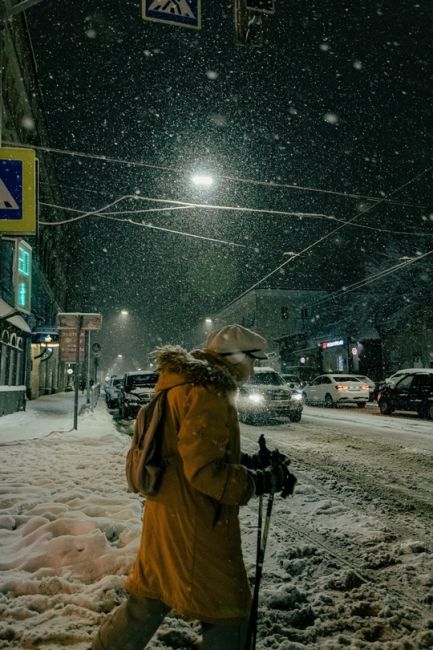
{"left": 322, "top": 339, "right": 344, "bottom": 349}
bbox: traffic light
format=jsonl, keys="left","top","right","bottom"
{"left": 14, "top": 240, "right": 32, "bottom": 313}
{"left": 246, "top": 0, "right": 275, "bottom": 14}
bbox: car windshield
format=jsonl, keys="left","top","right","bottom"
{"left": 332, "top": 376, "right": 361, "bottom": 382}
{"left": 247, "top": 372, "right": 286, "bottom": 386}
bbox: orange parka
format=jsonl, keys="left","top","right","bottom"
{"left": 126, "top": 346, "right": 255, "bottom": 623}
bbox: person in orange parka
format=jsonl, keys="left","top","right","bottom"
{"left": 92, "top": 324, "right": 289, "bottom": 650}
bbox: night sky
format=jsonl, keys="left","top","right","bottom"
{"left": 23, "top": 0, "right": 433, "bottom": 371}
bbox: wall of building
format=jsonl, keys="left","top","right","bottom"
{"left": 0, "top": 12, "right": 71, "bottom": 414}
{"left": 198, "top": 288, "right": 327, "bottom": 369}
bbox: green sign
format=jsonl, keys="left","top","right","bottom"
{"left": 15, "top": 241, "right": 32, "bottom": 313}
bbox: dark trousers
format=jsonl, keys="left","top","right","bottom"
{"left": 92, "top": 594, "right": 248, "bottom": 650}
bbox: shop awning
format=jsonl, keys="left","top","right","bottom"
{"left": 0, "top": 299, "right": 31, "bottom": 333}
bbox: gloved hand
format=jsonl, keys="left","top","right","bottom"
{"left": 248, "top": 463, "right": 297, "bottom": 497}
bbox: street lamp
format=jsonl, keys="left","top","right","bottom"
{"left": 205, "top": 317, "right": 213, "bottom": 325}
{"left": 117, "top": 354, "right": 123, "bottom": 358}
{"left": 192, "top": 173, "right": 214, "bottom": 187}
{"left": 120, "top": 310, "right": 129, "bottom": 316}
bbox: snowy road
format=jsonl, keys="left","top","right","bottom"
{"left": 240, "top": 406, "right": 433, "bottom": 648}
{"left": 0, "top": 395, "right": 432, "bottom": 649}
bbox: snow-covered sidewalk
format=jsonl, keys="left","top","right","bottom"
{"left": 0, "top": 394, "right": 142, "bottom": 649}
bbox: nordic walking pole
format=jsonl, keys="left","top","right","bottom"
{"left": 255, "top": 494, "right": 263, "bottom": 574}
{"left": 245, "top": 492, "right": 274, "bottom": 650}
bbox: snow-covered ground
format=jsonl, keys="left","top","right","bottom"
{"left": 1, "top": 393, "right": 433, "bottom": 649}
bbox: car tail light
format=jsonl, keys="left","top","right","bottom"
{"left": 336, "top": 384, "right": 349, "bottom": 391}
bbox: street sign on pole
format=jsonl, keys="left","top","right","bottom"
{"left": 0, "top": 148, "right": 37, "bottom": 235}
{"left": 56, "top": 312, "right": 102, "bottom": 429}
{"left": 59, "top": 329, "right": 85, "bottom": 363}
{"left": 142, "top": 0, "right": 201, "bottom": 30}
{"left": 57, "top": 312, "right": 103, "bottom": 331}
{"left": 91, "top": 342, "right": 102, "bottom": 357}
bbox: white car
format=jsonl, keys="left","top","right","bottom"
{"left": 354, "top": 375, "right": 376, "bottom": 401}
{"left": 303, "top": 374, "right": 369, "bottom": 408}
{"left": 105, "top": 375, "right": 123, "bottom": 409}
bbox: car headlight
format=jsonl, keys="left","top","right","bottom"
{"left": 248, "top": 393, "right": 265, "bottom": 403}
{"left": 291, "top": 393, "right": 303, "bottom": 401}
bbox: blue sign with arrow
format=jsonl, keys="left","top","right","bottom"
{"left": 0, "top": 148, "right": 37, "bottom": 235}
{"left": 0, "top": 160, "right": 22, "bottom": 219}
{"left": 142, "top": 0, "right": 201, "bottom": 30}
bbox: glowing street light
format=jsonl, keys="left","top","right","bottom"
{"left": 192, "top": 173, "right": 214, "bottom": 187}
{"left": 117, "top": 354, "right": 123, "bottom": 358}
{"left": 205, "top": 317, "right": 213, "bottom": 325}
{"left": 120, "top": 310, "right": 129, "bottom": 316}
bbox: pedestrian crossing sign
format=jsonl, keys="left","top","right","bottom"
{"left": 0, "top": 147, "right": 37, "bottom": 235}
{"left": 142, "top": 0, "right": 201, "bottom": 30}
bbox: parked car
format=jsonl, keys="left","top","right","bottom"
{"left": 353, "top": 375, "right": 376, "bottom": 401}
{"left": 118, "top": 371, "right": 159, "bottom": 419}
{"left": 374, "top": 368, "right": 433, "bottom": 399}
{"left": 303, "top": 374, "right": 369, "bottom": 407}
{"left": 376, "top": 372, "right": 433, "bottom": 419}
{"left": 237, "top": 366, "right": 303, "bottom": 424}
{"left": 105, "top": 375, "right": 124, "bottom": 409}
{"left": 386, "top": 368, "right": 432, "bottom": 385}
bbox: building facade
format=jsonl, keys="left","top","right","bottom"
{"left": 192, "top": 288, "right": 327, "bottom": 369}
{"left": 0, "top": 10, "right": 71, "bottom": 414}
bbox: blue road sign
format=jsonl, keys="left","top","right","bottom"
{"left": 143, "top": 0, "right": 201, "bottom": 30}
{"left": 0, "top": 148, "right": 37, "bottom": 235}
{"left": 0, "top": 160, "right": 22, "bottom": 219}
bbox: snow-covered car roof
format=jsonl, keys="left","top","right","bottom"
{"left": 389, "top": 368, "right": 433, "bottom": 376}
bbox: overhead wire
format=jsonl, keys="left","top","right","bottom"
{"left": 39, "top": 196, "right": 247, "bottom": 248}
{"left": 218, "top": 165, "right": 433, "bottom": 308}
{"left": 40, "top": 195, "right": 433, "bottom": 238}
{"left": 312, "top": 248, "right": 433, "bottom": 307}
{"left": 5, "top": 140, "right": 425, "bottom": 208}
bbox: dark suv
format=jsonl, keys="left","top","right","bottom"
{"left": 118, "top": 371, "right": 159, "bottom": 419}
{"left": 377, "top": 371, "right": 433, "bottom": 419}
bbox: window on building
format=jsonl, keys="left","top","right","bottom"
{"left": 281, "top": 306, "right": 289, "bottom": 320}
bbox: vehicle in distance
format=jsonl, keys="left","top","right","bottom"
{"left": 118, "top": 371, "right": 159, "bottom": 419}
{"left": 281, "top": 373, "right": 304, "bottom": 389}
{"left": 303, "top": 374, "right": 369, "bottom": 407}
{"left": 237, "top": 366, "right": 303, "bottom": 424}
{"left": 105, "top": 375, "right": 123, "bottom": 409}
{"left": 376, "top": 372, "right": 433, "bottom": 419}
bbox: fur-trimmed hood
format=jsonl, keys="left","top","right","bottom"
{"left": 152, "top": 345, "right": 237, "bottom": 394}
